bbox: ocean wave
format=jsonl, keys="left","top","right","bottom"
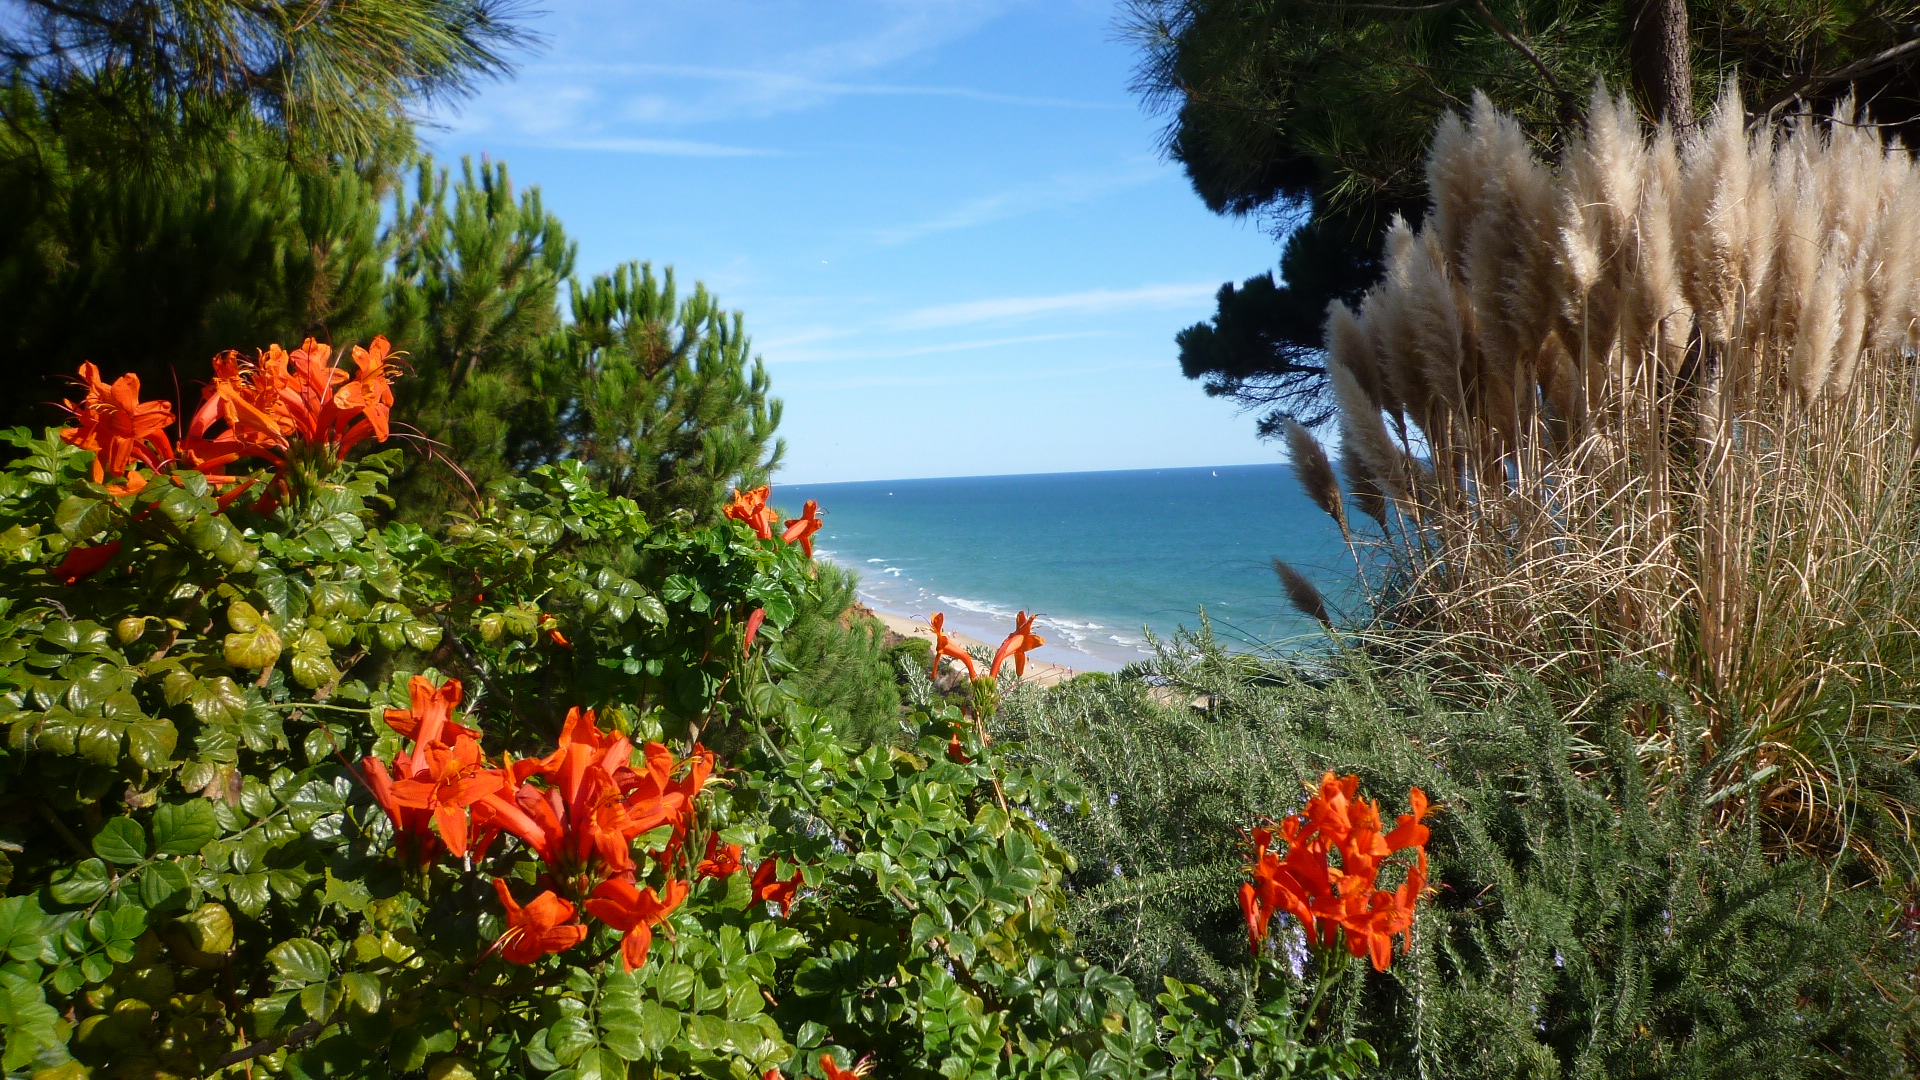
{"left": 865, "top": 558, "right": 884, "bottom": 563}
{"left": 935, "top": 594, "right": 1017, "bottom": 619}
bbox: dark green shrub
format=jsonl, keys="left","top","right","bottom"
{"left": 763, "top": 562, "right": 899, "bottom": 746}
{"left": 998, "top": 635, "right": 1920, "bottom": 1078}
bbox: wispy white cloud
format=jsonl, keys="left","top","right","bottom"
{"left": 545, "top": 137, "right": 778, "bottom": 157}
{"left": 870, "top": 164, "right": 1162, "bottom": 245}
{"left": 527, "top": 61, "right": 1125, "bottom": 113}
{"left": 896, "top": 284, "right": 1220, "bottom": 331}
{"left": 767, "top": 331, "right": 1109, "bottom": 364}
{"left": 439, "top": 1, "right": 1038, "bottom": 138}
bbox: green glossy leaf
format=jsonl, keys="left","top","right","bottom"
{"left": 548, "top": 1015, "right": 594, "bottom": 1066}
{"left": 633, "top": 594, "right": 668, "bottom": 625}
{"left": 181, "top": 902, "right": 235, "bottom": 954}
{"left": 342, "top": 972, "right": 383, "bottom": 1013}
{"left": 153, "top": 800, "right": 219, "bottom": 855}
{"left": 126, "top": 716, "right": 177, "bottom": 769}
{"left": 227, "top": 600, "right": 263, "bottom": 633}
{"left": 92, "top": 816, "right": 147, "bottom": 865}
{"left": 54, "top": 495, "right": 111, "bottom": 541}
{"left": 321, "top": 873, "right": 371, "bottom": 912}
{"left": 573, "top": 1046, "right": 627, "bottom": 1080}
{"left": 290, "top": 649, "right": 339, "bottom": 690}
{"left": 268, "top": 938, "right": 331, "bottom": 985}
{"left": 76, "top": 716, "right": 123, "bottom": 765}
{"left": 0, "top": 896, "right": 46, "bottom": 962}
{"left": 138, "top": 859, "right": 190, "bottom": 909}
{"left": 653, "top": 962, "right": 696, "bottom": 1007}
{"left": 0, "top": 969, "right": 63, "bottom": 1072}
{"left": 224, "top": 623, "right": 284, "bottom": 670}
{"left": 191, "top": 676, "right": 249, "bottom": 726}
{"left": 49, "top": 858, "right": 111, "bottom": 905}
{"left": 225, "top": 871, "right": 270, "bottom": 917}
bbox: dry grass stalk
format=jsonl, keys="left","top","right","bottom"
{"left": 1293, "top": 85, "right": 1920, "bottom": 874}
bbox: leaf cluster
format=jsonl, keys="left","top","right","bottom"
{"left": 0, "top": 426, "right": 1372, "bottom": 1078}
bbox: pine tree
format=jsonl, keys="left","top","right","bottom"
{"left": 0, "top": 88, "right": 384, "bottom": 430}
{"left": 769, "top": 562, "right": 900, "bottom": 746}
{"left": 382, "top": 156, "right": 574, "bottom": 515}
{"left": 1, "top": 0, "right": 532, "bottom": 162}
{"left": 541, "top": 262, "right": 784, "bottom": 523}
{"left": 1128, "top": 0, "right": 1920, "bottom": 433}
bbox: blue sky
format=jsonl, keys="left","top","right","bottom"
{"left": 423, "top": 0, "right": 1283, "bottom": 483}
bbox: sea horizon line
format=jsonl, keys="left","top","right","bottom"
{"left": 781, "top": 460, "right": 1290, "bottom": 488}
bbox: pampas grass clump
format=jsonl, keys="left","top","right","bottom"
{"left": 1296, "top": 85, "right": 1920, "bottom": 875}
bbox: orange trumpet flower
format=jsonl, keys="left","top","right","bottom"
{"left": 387, "top": 735, "right": 503, "bottom": 859}
{"left": 1241, "top": 773, "right": 1431, "bottom": 970}
{"left": 583, "top": 875, "right": 688, "bottom": 972}
{"left": 333, "top": 337, "right": 398, "bottom": 441}
{"left": 742, "top": 607, "right": 766, "bottom": 653}
{"left": 383, "top": 676, "right": 472, "bottom": 775}
{"left": 927, "top": 613, "right": 976, "bottom": 680}
{"left": 696, "top": 834, "right": 743, "bottom": 879}
{"left": 60, "top": 363, "right": 175, "bottom": 486}
{"left": 490, "top": 879, "right": 587, "bottom": 964}
{"left": 780, "top": 499, "right": 823, "bottom": 556}
{"left": 819, "top": 1053, "right": 872, "bottom": 1080}
{"left": 53, "top": 541, "right": 120, "bottom": 585}
{"left": 750, "top": 858, "right": 803, "bottom": 916}
{"left": 725, "top": 485, "right": 777, "bottom": 539}
{"left": 989, "top": 611, "right": 1045, "bottom": 678}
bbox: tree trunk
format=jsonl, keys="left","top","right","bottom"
{"left": 1629, "top": 0, "right": 1693, "bottom": 126}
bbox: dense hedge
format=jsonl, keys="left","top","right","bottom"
{"left": 0, "top": 349, "right": 1383, "bottom": 1079}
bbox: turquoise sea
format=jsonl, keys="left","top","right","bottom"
{"left": 781, "top": 464, "right": 1354, "bottom": 672}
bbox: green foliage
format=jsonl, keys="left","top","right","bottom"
{"left": 0, "top": 413, "right": 1374, "bottom": 1077}
{"left": 998, "top": 635, "right": 1920, "bottom": 1077}
{"left": 383, "top": 156, "right": 576, "bottom": 516}
{"left": 542, "top": 262, "right": 785, "bottom": 523}
{"left": 381, "top": 166, "right": 785, "bottom": 529}
{"left": 762, "top": 562, "right": 900, "bottom": 748}
{"left": 0, "top": 91, "right": 386, "bottom": 432}
{"left": 2, "top": 0, "right": 533, "bottom": 162}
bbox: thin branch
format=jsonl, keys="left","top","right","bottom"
{"left": 1294, "top": 0, "right": 1464, "bottom": 12}
{"left": 1760, "top": 35, "right": 1920, "bottom": 120}
{"left": 212, "top": 1019, "right": 324, "bottom": 1068}
{"left": 1463, "top": 0, "right": 1577, "bottom": 123}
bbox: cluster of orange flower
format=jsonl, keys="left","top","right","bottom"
{"left": 726, "top": 485, "right": 827, "bottom": 654}
{"left": 927, "top": 610, "right": 1044, "bottom": 682}
{"left": 726, "top": 485, "right": 822, "bottom": 555}
{"left": 1240, "top": 772, "right": 1432, "bottom": 972}
{"left": 360, "top": 676, "right": 801, "bottom": 971}
{"left": 58, "top": 338, "right": 397, "bottom": 503}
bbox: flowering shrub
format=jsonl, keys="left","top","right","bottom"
{"left": 0, "top": 346, "right": 1429, "bottom": 1079}
{"left": 1241, "top": 772, "right": 1429, "bottom": 972}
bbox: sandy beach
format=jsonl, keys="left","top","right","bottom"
{"left": 859, "top": 606, "right": 1082, "bottom": 688}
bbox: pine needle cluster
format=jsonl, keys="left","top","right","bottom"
{"left": 766, "top": 562, "right": 901, "bottom": 748}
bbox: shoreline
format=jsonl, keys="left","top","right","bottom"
{"left": 816, "top": 553, "right": 1142, "bottom": 675}
{"left": 855, "top": 604, "right": 1088, "bottom": 687}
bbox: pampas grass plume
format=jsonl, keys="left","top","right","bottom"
{"left": 1285, "top": 419, "right": 1349, "bottom": 541}
{"left": 1273, "top": 558, "right": 1332, "bottom": 627}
